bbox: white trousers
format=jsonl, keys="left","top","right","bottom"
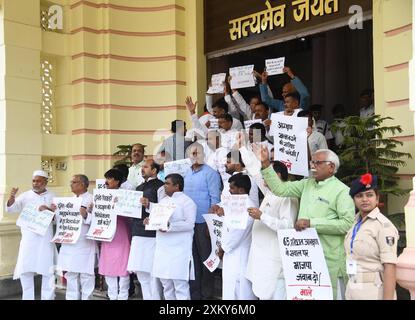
{"left": 159, "top": 278, "right": 190, "bottom": 300}
{"left": 105, "top": 276, "right": 130, "bottom": 300}
{"left": 337, "top": 277, "right": 346, "bottom": 300}
{"left": 136, "top": 271, "right": 162, "bottom": 300}
{"left": 271, "top": 278, "right": 287, "bottom": 300}
{"left": 65, "top": 272, "right": 95, "bottom": 300}
{"left": 20, "top": 272, "right": 55, "bottom": 300}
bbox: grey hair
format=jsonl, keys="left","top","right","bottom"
{"left": 186, "top": 142, "right": 205, "bottom": 157}
{"left": 314, "top": 149, "right": 340, "bottom": 173}
{"left": 74, "top": 174, "right": 89, "bottom": 188}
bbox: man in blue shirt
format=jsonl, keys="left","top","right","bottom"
{"left": 259, "top": 66, "right": 310, "bottom": 112}
{"left": 184, "top": 142, "right": 222, "bottom": 300}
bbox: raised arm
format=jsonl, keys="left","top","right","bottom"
{"left": 284, "top": 67, "right": 310, "bottom": 111}
{"left": 259, "top": 71, "right": 284, "bottom": 112}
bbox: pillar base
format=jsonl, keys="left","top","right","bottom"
{"left": 396, "top": 247, "right": 415, "bottom": 300}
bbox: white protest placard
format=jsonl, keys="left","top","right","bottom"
{"left": 113, "top": 189, "right": 143, "bottom": 219}
{"left": 203, "top": 214, "right": 224, "bottom": 272}
{"left": 221, "top": 194, "right": 249, "bottom": 229}
{"left": 96, "top": 179, "right": 106, "bottom": 189}
{"left": 208, "top": 119, "right": 219, "bottom": 131}
{"left": 16, "top": 203, "right": 55, "bottom": 236}
{"left": 220, "top": 130, "right": 239, "bottom": 150}
{"left": 278, "top": 228, "right": 332, "bottom": 300}
{"left": 164, "top": 158, "right": 192, "bottom": 177}
{"left": 51, "top": 197, "right": 83, "bottom": 244}
{"left": 86, "top": 189, "right": 117, "bottom": 242}
{"left": 265, "top": 57, "right": 285, "bottom": 76}
{"left": 244, "top": 119, "right": 262, "bottom": 133}
{"left": 145, "top": 203, "right": 176, "bottom": 231}
{"left": 229, "top": 65, "right": 255, "bottom": 89}
{"left": 207, "top": 73, "right": 227, "bottom": 94}
{"left": 270, "top": 113, "right": 309, "bottom": 177}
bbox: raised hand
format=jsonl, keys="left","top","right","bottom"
{"left": 7, "top": 187, "right": 19, "bottom": 207}
{"left": 252, "top": 143, "right": 271, "bottom": 169}
{"left": 261, "top": 70, "right": 268, "bottom": 84}
{"left": 10, "top": 187, "right": 19, "bottom": 198}
{"left": 235, "top": 131, "right": 246, "bottom": 149}
{"left": 253, "top": 70, "right": 262, "bottom": 80}
{"left": 283, "top": 66, "right": 295, "bottom": 79}
{"left": 185, "top": 96, "right": 198, "bottom": 115}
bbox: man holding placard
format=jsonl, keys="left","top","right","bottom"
{"left": 127, "top": 159, "right": 165, "bottom": 300}
{"left": 149, "top": 174, "right": 197, "bottom": 300}
{"left": 6, "top": 170, "right": 57, "bottom": 300}
{"left": 257, "top": 146, "right": 355, "bottom": 300}
{"left": 210, "top": 174, "right": 256, "bottom": 300}
{"left": 259, "top": 66, "right": 310, "bottom": 112}
{"left": 56, "top": 174, "right": 96, "bottom": 300}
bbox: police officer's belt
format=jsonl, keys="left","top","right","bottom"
{"left": 350, "top": 272, "right": 381, "bottom": 283}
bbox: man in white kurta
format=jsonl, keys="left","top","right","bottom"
{"left": 239, "top": 142, "right": 299, "bottom": 299}
{"left": 56, "top": 174, "right": 97, "bottom": 300}
{"left": 212, "top": 174, "right": 256, "bottom": 300}
{"left": 5, "top": 170, "right": 57, "bottom": 300}
{"left": 127, "top": 159, "right": 165, "bottom": 300}
{"left": 149, "top": 174, "right": 197, "bottom": 300}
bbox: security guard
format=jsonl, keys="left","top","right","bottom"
{"left": 344, "top": 173, "right": 399, "bottom": 300}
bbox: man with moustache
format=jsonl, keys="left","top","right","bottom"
{"left": 127, "top": 143, "right": 146, "bottom": 189}
{"left": 127, "top": 159, "right": 165, "bottom": 299}
{"left": 257, "top": 146, "right": 355, "bottom": 300}
{"left": 56, "top": 174, "right": 96, "bottom": 300}
{"left": 6, "top": 170, "right": 57, "bottom": 300}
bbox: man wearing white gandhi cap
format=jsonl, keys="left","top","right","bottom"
{"left": 5, "top": 170, "right": 57, "bottom": 300}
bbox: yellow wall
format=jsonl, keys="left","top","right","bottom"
{"left": 1, "top": 0, "right": 412, "bottom": 281}
{"left": 0, "top": 0, "right": 206, "bottom": 278}
{"left": 373, "top": 0, "right": 414, "bottom": 214}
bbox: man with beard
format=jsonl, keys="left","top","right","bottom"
{"left": 6, "top": 170, "right": 57, "bottom": 300}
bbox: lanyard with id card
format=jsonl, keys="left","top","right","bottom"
{"left": 347, "top": 216, "right": 363, "bottom": 275}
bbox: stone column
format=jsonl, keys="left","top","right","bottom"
{"left": 396, "top": 1, "right": 415, "bottom": 299}
{"left": 0, "top": 0, "right": 42, "bottom": 278}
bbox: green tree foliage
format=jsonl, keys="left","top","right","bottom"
{"left": 331, "top": 115, "right": 412, "bottom": 197}
{"left": 112, "top": 144, "right": 133, "bottom": 166}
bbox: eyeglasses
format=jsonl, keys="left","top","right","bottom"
{"left": 70, "top": 181, "right": 81, "bottom": 184}
{"left": 309, "top": 160, "right": 333, "bottom": 166}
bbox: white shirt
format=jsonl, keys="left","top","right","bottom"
{"left": 6, "top": 189, "right": 57, "bottom": 279}
{"left": 128, "top": 161, "right": 145, "bottom": 189}
{"left": 360, "top": 104, "right": 374, "bottom": 118}
{"left": 315, "top": 119, "right": 333, "bottom": 140}
{"left": 152, "top": 192, "right": 197, "bottom": 281}
{"left": 222, "top": 171, "right": 260, "bottom": 208}
{"left": 308, "top": 130, "right": 328, "bottom": 154}
{"left": 57, "top": 192, "right": 97, "bottom": 275}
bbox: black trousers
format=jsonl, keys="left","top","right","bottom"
{"left": 190, "top": 222, "right": 215, "bottom": 300}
